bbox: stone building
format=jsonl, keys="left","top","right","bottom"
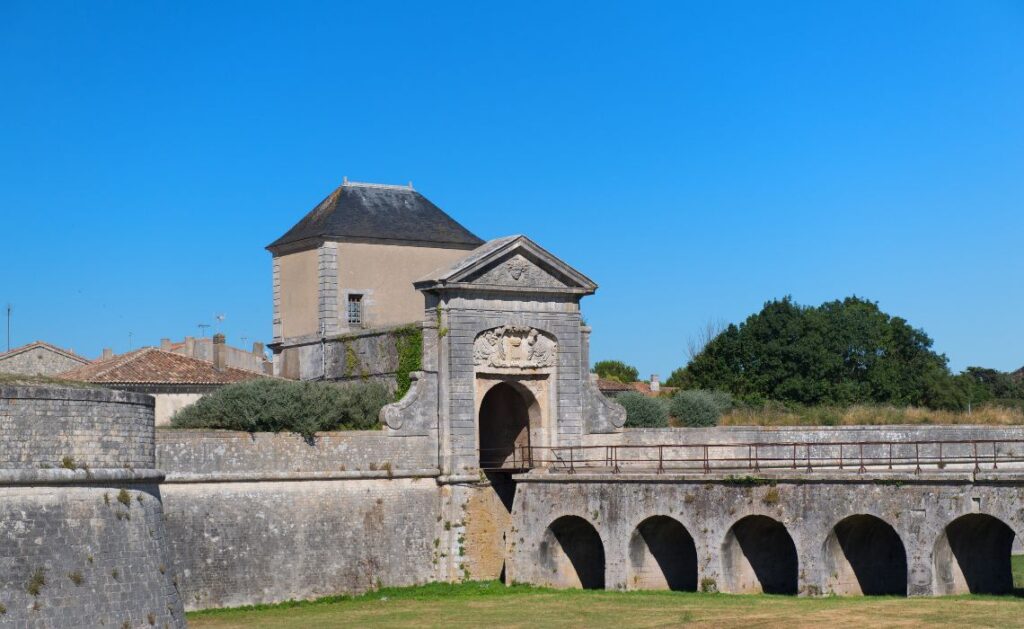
{"left": 61, "top": 337, "right": 268, "bottom": 425}
{"left": 267, "top": 180, "right": 484, "bottom": 379}
{"left": 0, "top": 340, "right": 91, "bottom": 376}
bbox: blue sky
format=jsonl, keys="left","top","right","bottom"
{"left": 1, "top": 1, "right": 1022, "bottom": 376}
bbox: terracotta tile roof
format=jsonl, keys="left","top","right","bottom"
{"left": 628, "top": 381, "right": 678, "bottom": 397}
{"left": 597, "top": 378, "right": 678, "bottom": 398}
{"left": 0, "top": 340, "right": 91, "bottom": 365}
{"left": 597, "top": 378, "right": 634, "bottom": 392}
{"left": 60, "top": 347, "right": 268, "bottom": 386}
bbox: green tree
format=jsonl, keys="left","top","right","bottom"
{"left": 678, "top": 296, "right": 954, "bottom": 408}
{"left": 592, "top": 360, "right": 639, "bottom": 383}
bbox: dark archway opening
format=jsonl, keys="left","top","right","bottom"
{"left": 825, "top": 514, "right": 907, "bottom": 596}
{"left": 478, "top": 382, "right": 532, "bottom": 471}
{"left": 539, "top": 515, "right": 606, "bottom": 589}
{"left": 722, "top": 515, "right": 798, "bottom": 594}
{"left": 936, "top": 514, "right": 1016, "bottom": 595}
{"left": 628, "top": 516, "right": 698, "bottom": 591}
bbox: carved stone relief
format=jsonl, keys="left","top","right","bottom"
{"left": 473, "top": 325, "right": 557, "bottom": 369}
{"left": 470, "top": 254, "right": 566, "bottom": 289}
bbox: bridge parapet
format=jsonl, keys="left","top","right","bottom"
{"left": 485, "top": 437, "right": 1024, "bottom": 475}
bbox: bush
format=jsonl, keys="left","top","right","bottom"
{"left": 616, "top": 392, "right": 670, "bottom": 428}
{"left": 171, "top": 379, "right": 390, "bottom": 438}
{"left": 670, "top": 389, "right": 733, "bottom": 427}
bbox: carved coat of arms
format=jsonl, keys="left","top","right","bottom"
{"left": 473, "top": 325, "right": 557, "bottom": 368}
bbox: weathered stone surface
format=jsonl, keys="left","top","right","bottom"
{"left": 0, "top": 386, "right": 184, "bottom": 628}
{"left": 507, "top": 471, "right": 1024, "bottom": 597}
{"left": 163, "top": 478, "right": 441, "bottom": 611}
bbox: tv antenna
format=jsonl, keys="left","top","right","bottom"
{"left": 128, "top": 331, "right": 134, "bottom": 350}
{"left": 5, "top": 304, "right": 11, "bottom": 352}
{"left": 215, "top": 313, "right": 226, "bottom": 332}
{"left": 197, "top": 323, "right": 211, "bottom": 337}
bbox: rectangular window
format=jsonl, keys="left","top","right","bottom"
{"left": 347, "top": 294, "right": 363, "bottom": 326}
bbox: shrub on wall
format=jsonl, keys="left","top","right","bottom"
{"left": 616, "top": 392, "right": 670, "bottom": 428}
{"left": 670, "top": 389, "right": 733, "bottom": 427}
{"left": 393, "top": 325, "right": 423, "bottom": 401}
{"left": 171, "top": 379, "right": 389, "bottom": 438}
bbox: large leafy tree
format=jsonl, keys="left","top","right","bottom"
{"left": 682, "top": 296, "right": 955, "bottom": 407}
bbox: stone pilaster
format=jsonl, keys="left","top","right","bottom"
{"left": 271, "top": 256, "right": 282, "bottom": 341}
{"left": 318, "top": 241, "right": 339, "bottom": 336}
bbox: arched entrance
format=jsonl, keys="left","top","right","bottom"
{"left": 478, "top": 381, "right": 537, "bottom": 471}
{"left": 934, "top": 514, "right": 1016, "bottom": 595}
{"left": 824, "top": 514, "right": 907, "bottom": 596}
{"left": 721, "top": 515, "right": 798, "bottom": 594}
{"left": 538, "top": 515, "right": 606, "bottom": 589}
{"left": 627, "top": 516, "right": 698, "bottom": 591}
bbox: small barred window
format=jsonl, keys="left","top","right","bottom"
{"left": 347, "top": 294, "right": 363, "bottom": 326}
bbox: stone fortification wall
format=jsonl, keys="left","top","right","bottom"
{"left": 157, "top": 429, "right": 444, "bottom": 611}
{"left": 2, "top": 386, "right": 155, "bottom": 469}
{"left": 275, "top": 324, "right": 421, "bottom": 388}
{"left": 157, "top": 429, "right": 437, "bottom": 478}
{"left": 0, "top": 386, "right": 184, "bottom": 628}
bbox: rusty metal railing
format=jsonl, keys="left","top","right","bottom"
{"left": 478, "top": 439, "right": 1024, "bottom": 475}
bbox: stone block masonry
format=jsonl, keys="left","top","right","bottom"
{"left": 0, "top": 386, "right": 185, "bottom": 628}
{"left": 507, "top": 471, "right": 1024, "bottom": 597}
{"left": 157, "top": 429, "right": 447, "bottom": 611}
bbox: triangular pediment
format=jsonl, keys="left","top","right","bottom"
{"left": 415, "top": 235, "right": 597, "bottom": 295}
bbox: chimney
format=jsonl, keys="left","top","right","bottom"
{"left": 252, "top": 341, "right": 264, "bottom": 356}
{"left": 212, "top": 333, "right": 226, "bottom": 370}
{"left": 650, "top": 374, "right": 660, "bottom": 393}
{"left": 101, "top": 348, "right": 113, "bottom": 360}
{"left": 160, "top": 338, "right": 172, "bottom": 350}
{"left": 184, "top": 336, "right": 195, "bottom": 357}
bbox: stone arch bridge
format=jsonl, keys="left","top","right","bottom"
{"left": 503, "top": 457, "right": 1024, "bottom": 597}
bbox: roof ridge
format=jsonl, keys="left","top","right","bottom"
{"left": 341, "top": 178, "right": 415, "bottom": 191}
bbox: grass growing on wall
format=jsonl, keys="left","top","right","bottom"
{"left": 187, "top": 580, "right": 1024, "bottom": 629}
{"left": 393, "top": 325, "right": 422, "bottom": 401}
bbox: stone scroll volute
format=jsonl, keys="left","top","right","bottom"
{"left": 472, "top": 325, "right": 557, "bottom": 369}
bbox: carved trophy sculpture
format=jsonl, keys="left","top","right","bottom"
{"left": 473, "top": 325, "right": 557, "bottom": 369}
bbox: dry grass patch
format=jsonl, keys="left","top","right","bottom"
{"left": 719, "top": 404, "right": 1024, "bottom": 427}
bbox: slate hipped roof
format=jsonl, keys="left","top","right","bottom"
{"left": 267, "top": 181, "right": 484, "bottom": 253}
{"left": 60, "top": 347, "right": 268, "bottom": 386}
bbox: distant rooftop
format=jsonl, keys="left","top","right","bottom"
{"left": 267, "top": 179, "right": 484, "bottom": 253}
{"left": 60, "top": 347, "right": 269, "bottom": 386}
{"left": 0, "top": 340, "right": 91, "bottom": 364}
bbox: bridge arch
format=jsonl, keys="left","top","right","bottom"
{"left": 721, "top": 515, "right": 798, "bottom": 594}
{"left": 823, "top": 514, "right": 907, "bottom": 596}
{"left": 627, "top": 515, "right": 697, "bottom": 591}
{"left": 537, "top": 515, "right": 605, "bottom": 589}
{"left": 934, "top": 513, "right": 1016, "bottom": 595}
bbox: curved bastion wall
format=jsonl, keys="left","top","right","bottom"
{"left": 0, "top": 386, "right": 185, "bottom": 628}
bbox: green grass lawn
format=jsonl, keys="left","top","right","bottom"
{"left": 188, "top": 574, "right": 1024, "bottom": 629}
